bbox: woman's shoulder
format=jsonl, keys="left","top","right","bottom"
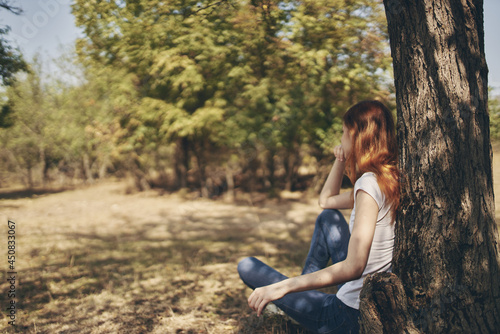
{"left": 356, "top": 172, "right": 377, "bottom": 184}
{"left": 354, "top": 172, "right": 384, "bottom": 205}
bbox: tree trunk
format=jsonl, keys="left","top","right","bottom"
{"left": 26, "top": 165, "right": 34, "bottom": 189}
{"left": 98, "top": 156, "right": 109, "bottom": 179}
{"left": 83, "top": 153, "right": 94, "bottom": 183}
{"left": 193, "top": 140, "right": 209, "bottom": 197}
{"left": 266, "top": 149, "right": 276, "bottom": 192}
{"left": 359, "top": 273, "right": 421, "bottom": 334}
{"left": 376, "top": 0, "right": 500, "bottom": 332}
{"left": 40, "top": 145, "right": 48, "bottom": 185}
{"left": 225, "top": 168, "right": 235, "bottom": 202}
{"left": 174, "top": 138, "right": 189, "bottom": 189}
{"left": 283, "top": 146, "right": 300, "bottom": 192}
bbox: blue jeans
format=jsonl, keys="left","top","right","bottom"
{"left": 238, "top": 209, "right": 359, "bottom": 334}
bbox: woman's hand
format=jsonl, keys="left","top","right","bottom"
{"left": 333, "top": 144, "right": 346, "bottom": 162}
{"left": 248, "top": 283, "right": 287, "bottom": 317}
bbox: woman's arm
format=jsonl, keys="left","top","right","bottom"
{"left": 318, "top": 145, "right": 353, "bottom": 209}
{"left": 248, "top": 190, "right": 378, "bottom": 316}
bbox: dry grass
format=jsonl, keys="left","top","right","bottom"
{"left": 0, "top": 181, "right": 324, "bottom": 333}
{"left": 1, "top": 147, "right": 499, "bottom": 333}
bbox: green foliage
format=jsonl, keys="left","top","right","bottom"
{"left": 1, "top": 0, "right": 395, "bottom": 192}
{"left": 0, "top": 52, "right": 123, "bottom": 186}
{"left": 0, "top": 103, "right": 14, "bottom": 128}
{"left": 0, "top": 7, "right": 27, "bottom": 87}
{"left": 0, "top": 57, "right": 51, "bottom": 186}
{"left": 490, "top": 95, "right": 500, "bottom": 141}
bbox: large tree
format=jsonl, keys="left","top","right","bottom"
{"left": 360, "top": 1, "right": 500, "bottom": 333}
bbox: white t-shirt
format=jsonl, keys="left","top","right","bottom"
{"left": 336, "top": 172, "right": 395, "bottom": 310}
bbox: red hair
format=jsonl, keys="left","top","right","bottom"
{"left": 343, "top": 100, "right": 400, "bottom": 218}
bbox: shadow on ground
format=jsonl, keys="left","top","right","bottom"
{"left": 0, "top": 186, "right": 75, "bottom": 200}
{"left": 0, "top": 185, "right": 320, "bottom": 333}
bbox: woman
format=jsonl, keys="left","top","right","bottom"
{"left": 237, "top": 100, "right": 399, "bottom": 333}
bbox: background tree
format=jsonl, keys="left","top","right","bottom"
{"left": 360, "top": 1, "right": 500, "bottom": 333}
{"left": 0, "top": 0, "right": 27, "bottom": 130}
{"left": 71, "top": 0, "right": 392, "bottom": 195}
{"left": 489, "top": 94, "right": 500, "bottom": 140}
{"left": 0, "top": 0, "right": 26, "bottom": 87}
{"left": 0, "top": 57, "right": 51, "bottom": 187}
{"left": 0, "top": 26, "right": 26, "bottom": 87}
{"left": 0, "top": 51, "right": 119, "bottom": 187}
{"left": 0, "top": 0, "right": 21, "bottom": 13}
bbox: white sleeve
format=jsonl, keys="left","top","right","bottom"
{"left": 354, "top": 173, "right": 384, "bottom": 210}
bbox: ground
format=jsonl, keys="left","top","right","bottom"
{"left": 0, "top": 150, "right": 499, "bottom": 333}
{"left": 0, "top": 181, "right": 328, "bottom": 333}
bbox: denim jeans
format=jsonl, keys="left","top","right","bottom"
{"left": 238, "top": 209, "right": 360, "bottom": 334}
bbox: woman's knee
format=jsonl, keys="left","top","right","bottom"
{"left": 317, "top": 209, "right": 345, "bottom": 226}
{"left": 237, "top": 256, "right": 257, "bottom": 278}
{"left": 316, "top": 209, "right": 350, "bottom": 244}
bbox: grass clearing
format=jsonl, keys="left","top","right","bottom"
{"left": 0, "top": 182, "right": 321, "bottom": 333}
{"left": 1, "top": 147, "right": 499, "bottom": 333}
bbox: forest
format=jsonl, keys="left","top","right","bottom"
{"left": 0, "top": 0, "right": 412, "bottom": 194}
{"left": 2, "top": 0, "right": 500, "bottom": 198}
{"left": 1, "top": 0, "right": 500, "bottom": 333}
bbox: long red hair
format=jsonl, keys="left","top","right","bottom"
{"left": 343, "top": 100, "right": 399, "bottom": 218}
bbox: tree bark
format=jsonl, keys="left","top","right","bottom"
{"left": 359, "top": 273, "right": 421, "bottom": 334}
{"left": 378, "top": 0, "right": 500, "bottom": 332}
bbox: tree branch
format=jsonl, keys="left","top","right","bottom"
{"left": 0, "top": 1, "right": 23, "bottom": 15}
{"left": 194, "top": 0, "right": 236, "bottom": 16}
